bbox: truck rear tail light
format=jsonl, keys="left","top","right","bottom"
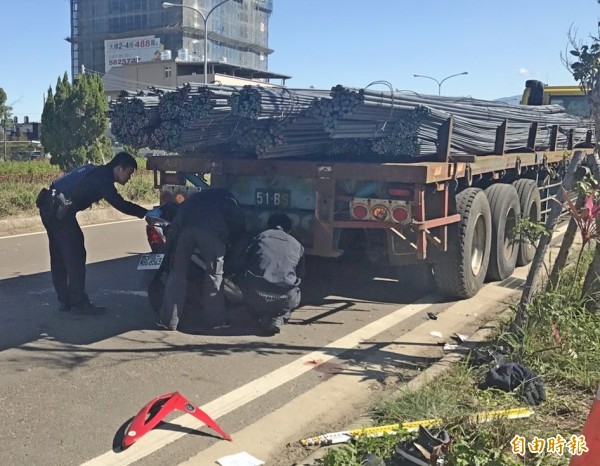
{"left": 371, "top": 205, "right": 389, "bottom": 221}
{"left": 352, "top": 204, "right": 368, "bottom": 219}
{"left": 392, "top": 206, "right": 410, "bottom": 223}
{"left": 350, "top": 197, "right": 412, "bottom": 223}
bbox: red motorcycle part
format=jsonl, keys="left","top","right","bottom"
{"left": 122, "top": 391, "right": 232, "bottom": 448}
{"left": 146, "top": 224, "right": 166, "bottom": 253}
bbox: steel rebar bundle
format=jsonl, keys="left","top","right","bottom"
{"left": 228, "top": 86, "right": 331, "bottom": 120}
{"left": 304, "top": 85, "right": 591, "bottom": 157}
{"left": 109, "top": 83, "right": 592, "bottom": 160}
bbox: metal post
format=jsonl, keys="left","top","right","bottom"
{"left": 162, "top": 1, "right": 231, "bottom": 85}
{"left": 3, "top": 110, "right": 6, "bottom": 161}
{"left": 203, "top": 14, "right": 209, "bottom": 84}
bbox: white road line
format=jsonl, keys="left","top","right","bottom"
{"left": 80, "top": 295, "right": 440, "bottom": 466}
{"left": 0, "top": 218, "right": 141, "bottom": 239}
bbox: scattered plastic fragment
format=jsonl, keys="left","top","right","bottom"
{"left": 217, "top": 452, "right": 265, "bottom": 466}
{"left": 443, "top": 344, "right": 460, "bottom": 352}
{"left": 122, "top": 392, "right": 231, "bottom": 449}
{"left": 427, "top": 312, "right": 437, "bottom": 320}
{"left": 454, "top": 333, "right": 469, "bottom": 342}
{"left": 430, "top": 331, "right": 443, "bottom": 339}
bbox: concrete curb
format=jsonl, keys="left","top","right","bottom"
{"left": 297, "top": 307, "right": 514, "bottom": 465}
{"left": 0, "top": 205, "right": 155, "bottom": 237}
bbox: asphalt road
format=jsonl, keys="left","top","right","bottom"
{"left": 2, "top": 218, "right": 457, "bottom": 466}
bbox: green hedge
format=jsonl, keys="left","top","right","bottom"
{"left": 0, "top": 159, "right": 156, "bottom": 219}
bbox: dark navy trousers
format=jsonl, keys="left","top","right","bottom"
{"left": 40, "top": 201, "right": 88, "bottom": 307}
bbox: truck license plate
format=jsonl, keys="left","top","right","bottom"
{"left": 255, "top": 189, "right": 290, "bottom": 207}
{"left": 137, "top": 254, "right": 164, "bottom": 270}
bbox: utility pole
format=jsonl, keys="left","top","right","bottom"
{"left": 413, "top": 71, "right": 469, "bottom": 95}
{"left": 162, "top": 1, "right": 231, "bottom": 85}
{"left": 2, "top": 109, "right": 7, "bottom": 161}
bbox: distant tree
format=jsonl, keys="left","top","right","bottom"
{"left": 0, "top": 87, "right": 14, "bottom": 161}
{"left": 41, "top": 72, "right": 111, "bottom": 170}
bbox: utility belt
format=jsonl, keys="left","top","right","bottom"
{"left": 36, "top": 187, "right": 73, "bottom": 220}
{"left": 256, "top": 289, "right": 290, "bottom": 302}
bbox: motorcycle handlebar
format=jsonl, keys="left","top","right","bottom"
{"left": 145, "top": 216, "right": 170, "bottom": 226}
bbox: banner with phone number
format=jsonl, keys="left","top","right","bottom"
{"left": 104, "top": 35, "right": 162, "bottom": 71}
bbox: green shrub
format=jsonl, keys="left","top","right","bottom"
{"left": 0, "top": 157, "right": 157, "bottom": 219}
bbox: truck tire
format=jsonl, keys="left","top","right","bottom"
{"left": 513, "top": 179, "right": 541, "bottom": 266}
{"left": 485, "top": 184, "right": 521, "bottom": 281}
{"left": 432, "top": 188, "right": 492, "bottom": 299}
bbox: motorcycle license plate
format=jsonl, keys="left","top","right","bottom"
{"left": 137, "top": 254, "right": 164, "bottom": 270}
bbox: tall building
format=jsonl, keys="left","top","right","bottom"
{"left": 69, "top": 0, "right": 274, "bottom": 79}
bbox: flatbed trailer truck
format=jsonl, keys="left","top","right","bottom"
{"left": 146, "top": 121, "right": 595, "bottom": 300}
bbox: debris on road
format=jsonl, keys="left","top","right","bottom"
{"left": 453, "top": 333, "right": 469, "bottom": 342}
{"left": 217, "top": 452, "right": 265, "bottom": 466}
{"left": 299, "top": 407, "right": 533, "bottom": 446}
{"left": 480, "top": 363, "right": 546, "bottom": 406}
{"left": 122, "top": 391, "right": 231, "bottom": 449}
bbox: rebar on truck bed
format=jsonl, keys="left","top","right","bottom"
{"left": 109, "top": 84, "right": 592, "bottom": 160}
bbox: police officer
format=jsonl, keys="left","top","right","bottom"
{"left": 37, "top": 152, "right": 150, "bottom": 315}
{"left": 237, "top": 213, "right": 305, "bottom": 334}
{"left": 158, "top": 189, "right": 244, "bottom": 332}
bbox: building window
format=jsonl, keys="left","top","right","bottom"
{"left": 165, "top": 67, "right": 172, "bottom": 78}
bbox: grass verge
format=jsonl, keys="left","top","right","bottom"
{"left": 319, "top": 251, "right": 600, "bottom": 466}
{"left": 0, "top": 159, "right": 157, "bottom": 218}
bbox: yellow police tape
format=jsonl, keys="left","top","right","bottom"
{"left": 300, "top": 407, "right": 534, "bottom": 446}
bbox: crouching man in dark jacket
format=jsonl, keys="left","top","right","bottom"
{"left": 237, "top": 213, "right": 305, "bottom": 334}
{"left": 158, "top": 189, "right": 243, "bottom": 332}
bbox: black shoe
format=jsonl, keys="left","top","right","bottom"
{"left": 391, "top": 425, "right": 450, "bottom": 465}
{"left": 72, "top": 302, "right": 107, "bottom": 316}
{"left": 260, "top": 316, "right": 283, "bottom": 335}
{"left": 57, "top": 302, "right": 71, "bottom": 312}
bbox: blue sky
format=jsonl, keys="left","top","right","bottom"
{"left": 2, "top": 0, "right": 599, "bottom": 122}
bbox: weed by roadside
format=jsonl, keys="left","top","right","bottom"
{"left": 318, "top": 252, "right": 599, "bottom": 466}
{"left": 0, "top": 159, "right": 157, "bottom": 218}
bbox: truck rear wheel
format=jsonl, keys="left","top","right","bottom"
{"left": 485, "top": 184, "right": 521, "bottom": 281}
{"left": 513, "top": 179, "right": 541, "bottom": 266}
{"left": 432, "top": 188, "right": 492, "bottom": 299}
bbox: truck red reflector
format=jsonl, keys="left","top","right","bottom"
{"left": 352, "top": 204, "right": 368, "bottom": 219}
{"left": 388, "top": 188, "right": 412, "bottom": 198}
{"left": 392, "top": 207, "right": 409, "bottom": 222}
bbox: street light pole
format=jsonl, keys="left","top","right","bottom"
{"left": 162, "top": 1, "right": 231, "bottom": 85}
{"left": 413, "top": 71, "right": 469, "bottom": 95}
